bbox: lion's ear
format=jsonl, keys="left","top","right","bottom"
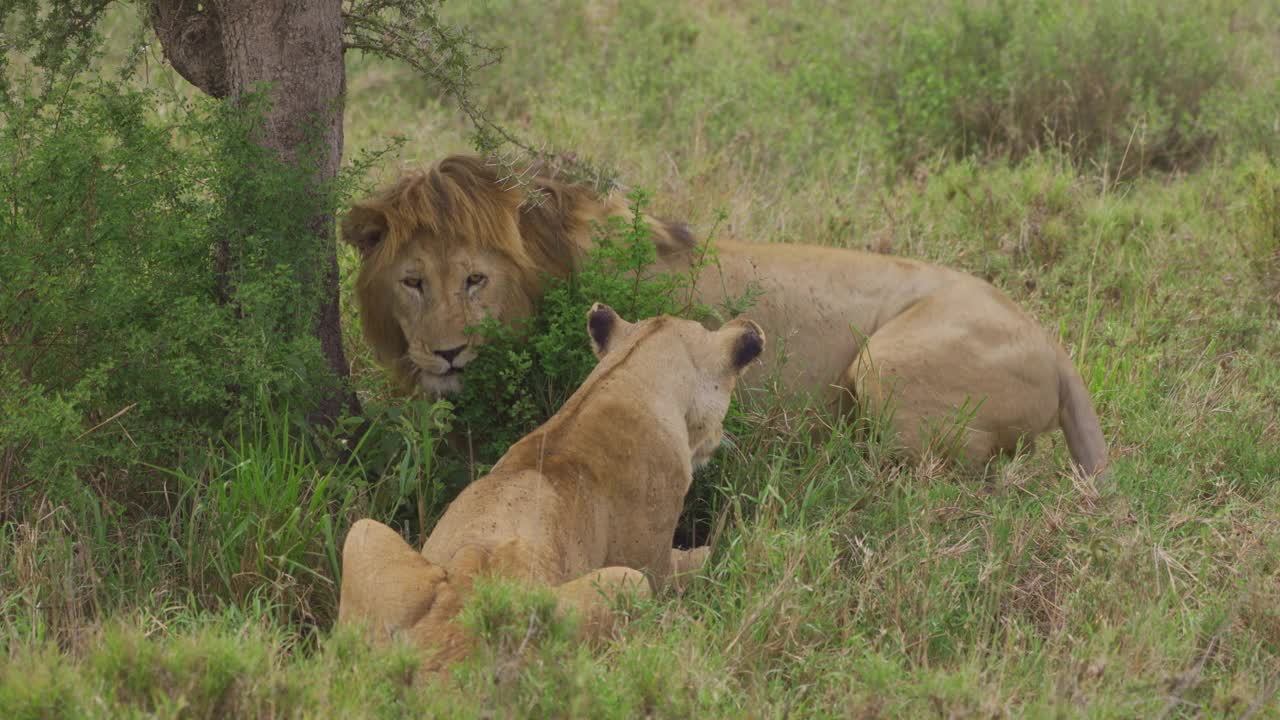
{"left": 341, "top": 205, "right": 389, "bottom": 257}
{"left": 516, "top": 177, "right": 593, "bottom": 278}
{"left": 724, "top": 318, "right": 765, "bottom": 372}
{"left": 587, "top": 302, "right": 627, "bottom": 358}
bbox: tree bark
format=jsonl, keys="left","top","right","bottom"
{"left": 149, "top": 0, "right": 357, "bottom": 423}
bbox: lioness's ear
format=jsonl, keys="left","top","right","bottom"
{"left": 587, "top": 303, "right": 625, "bottom": 358}
{"left": 341, "top": 206, "right": 388, "bottom": 257}
{"left": 725, "top": 318, "right": 765, "bottom": 372}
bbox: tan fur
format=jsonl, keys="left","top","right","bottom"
{"left": 343, "top": 154, "right": 1108, "bottom": 476}
{"left": 337, "top": 305, "right": 765, "bottom": 676}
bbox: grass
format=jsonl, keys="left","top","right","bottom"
{"left": 5, "top": 0, "right": 1280, "bottom": 716}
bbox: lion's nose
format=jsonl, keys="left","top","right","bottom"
{"left": 434, "top": 345, "right": 466, "bottom": 364}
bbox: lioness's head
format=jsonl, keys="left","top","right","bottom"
{"left": 585, "top": 303, "right": 764, "bottom": 468}
{"left": 343, "top": 155, "right": 696, "bottom": 396}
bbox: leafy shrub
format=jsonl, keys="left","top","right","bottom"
{"left": 869, "top": 0, "right": 1233, "bottom": 174}
{"left": 451, "top": 190, "right": 744, "bottom": 463}
{"left": 0, "top": 78, "right": 347, "bottom": 514}
{"left": 451, "top": 576, "right": 720, "bottom": 718}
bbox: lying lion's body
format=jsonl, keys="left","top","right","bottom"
{"left": 673, "top": 241, "right": 1107, "bottom": 471}
{"left": 338, "top": 307, "right": 762, "bottom": 674}
{"left": 344, "top": 155, "right": 1107, "bottom": 475}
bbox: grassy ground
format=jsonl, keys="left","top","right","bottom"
{"left": 5, "top": 0, "right": 1280, "bottom": 717}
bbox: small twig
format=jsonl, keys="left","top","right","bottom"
{"left": 74, "top": 403, "right": 137, "bottom": 441}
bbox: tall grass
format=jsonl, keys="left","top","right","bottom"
{"left": 161, "top": 408, "right": 360, "bottom": 629}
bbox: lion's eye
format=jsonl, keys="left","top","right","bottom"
{"left": 465, "top": 273, "right": 487, "bottom": 290}
{"left": 402, "top": 278, "right": 423, "bottom": 291}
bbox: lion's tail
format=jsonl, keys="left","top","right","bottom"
{"left": 1056, "top": 348, "right": 1109, "bottom": 479}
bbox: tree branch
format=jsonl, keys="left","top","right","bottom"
{"left": 340, "top": 0, "right": 619, "bottom": 191}
{"left": 148, "top": 0, "right": 228, "bottom": 98}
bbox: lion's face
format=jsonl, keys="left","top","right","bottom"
{"left": 384, "top": 241, "right": 535, "bottom": 396}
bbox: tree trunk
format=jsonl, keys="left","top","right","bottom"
{"left": 150, "top": 0, "right": 357, "bottom": 422}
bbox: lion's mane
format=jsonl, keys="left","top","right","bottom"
{"left": 341, "top": 155, "right": 695, "bottom": 387}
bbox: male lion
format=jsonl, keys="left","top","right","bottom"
{"left": 337, "top": 303, "right": 765, "bottom": 674}
{"left": 343, "top": 155, "right": 1107, "bottom": 476}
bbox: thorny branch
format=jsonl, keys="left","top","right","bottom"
{"left": 340, "top": 0, "right": 619, "bottom": 191}
{"left": 342, "top": 1, "right": 519, "bottom": 150}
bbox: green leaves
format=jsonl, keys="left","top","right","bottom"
{"left": 453, "top": 189, "right": 728, "bottom": 463}
{"left": 0, "top": 80, "right": 347, "bottom": 507}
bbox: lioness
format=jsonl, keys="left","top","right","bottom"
{"left": 338, "top": 303, "right": 765, "bottom": 673}
{"left": 343, "top": 155, "right": 1107, "bottom": 476}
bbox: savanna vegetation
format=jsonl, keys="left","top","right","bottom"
{"left": 3, "top": 0, "right": 1279, "bottom": 717}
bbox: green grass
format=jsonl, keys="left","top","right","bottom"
{"left": 5, "top": 0, "right": 1280, "bottom": 716}
{"left": 159, "top": 407, "right": 361, "bottom": 629}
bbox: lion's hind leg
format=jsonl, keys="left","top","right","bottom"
{"left": 840, "top": 285, "right": 1060, "bottom": 472}
{"left": 338, "top": 519, "right": 469, "bottom": 670}
{"left": 553, "top": 567, "right": 651, "bottom": 642}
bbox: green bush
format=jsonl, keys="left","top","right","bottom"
{"left": 458, "top": 576, "right": 574, "bottom": 662}
{"left": 451, "top": 190, "right": 746, "bottom": 464}
{"left": 0, "top": 79, "right": 341, "bottom": 513}
{"left": 451, "top": 577, "right": 707, "bottom": 718}
{"left": 870, "top": 0, "right": 1233, "bottom": 173}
